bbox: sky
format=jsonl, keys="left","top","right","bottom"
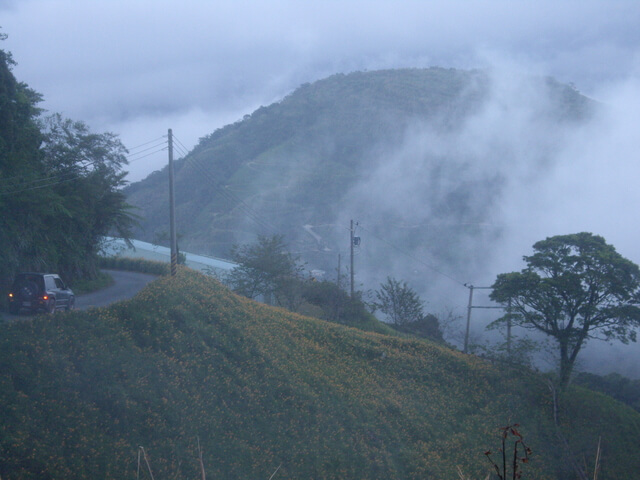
{"left": 3, "top": 0, "right": 640, "bottom": 375}
{"left": 2, "top": 0, "right": 640, "bottom": 183}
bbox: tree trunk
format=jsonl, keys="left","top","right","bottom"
{"left": 559, "top": 340, "right": 573, "bottom": 388}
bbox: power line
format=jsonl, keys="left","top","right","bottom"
{"left": 0, "top": 135, "right": 167, "bottom": 194}
{"left": 126, "top": 142, "right": 167, "bottom": 158}
{"left": 0, "top": 158, "right": 95, "bottom": 185}
{"left": 172, "top": 136, "right": 191, "bottom": 156}
{"left": 0, "top": 135, "right": 164, "bottom": 185}
{"left": 0, "top": 172, "right": 83, "bottom": 196}
{"left": 172, "top": 133, "right": 279, "bottom": 234}
{"left": 0, "top": 169, "right": 77, "bottom": 191}
{"left": 127, "top": 136, "right": 166, "bottom": 153}
{"left": 125, "top": 136, "right": 168, "bottom": 165}
{"left": 188, "top": 156, "right": 276, "bottom": 234}
{"left": 357, "top": 223, "right": 466, "bottom": 288}
{"left": 172, "top": 145, "right": 189, "bottom": 159}
{"left": 175, "top": 153, "right": 275, "bottom": 232}
{"left": 0, "top": 158, "right": 107, "bottom": 194}
{"left": 127, "top": 146, "right": 168, "bottom": 164}
{"left": 173, "top": 135, "right": 328, "bottom": 232}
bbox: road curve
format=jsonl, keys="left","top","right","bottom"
{"left": 1, "top": 270, "right": 158, "bottom": 322}
{"left": 75, "top": 269, "right": 158, "bottom": 310}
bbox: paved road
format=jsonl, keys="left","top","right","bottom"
{"left": 1, "top": 270, "right": 157, "bottom": 321}
{"left": 75, "top": 270, "right": 157, "bottom": 310}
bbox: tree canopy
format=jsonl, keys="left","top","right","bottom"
{"left": 490, "top": 232, "right": 640, "bottom": 387}
{"left": 374, "top": 277, "right": 426, "bottom": 326}
{"left": 0, "top": 36, "right": 135, "bottom": 290}
{"left": 228, "top": 235, "right": 304, "bottom": 309}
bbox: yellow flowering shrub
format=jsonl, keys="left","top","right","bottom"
{"left": 0, "top": 267, "right": 638, "bottom": 479}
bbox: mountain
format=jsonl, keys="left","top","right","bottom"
{"left": 125, "top": 68, "right": 593, "bottom": 288}
{"left": 0, "top": 267, "right": 637, "bottom": 479}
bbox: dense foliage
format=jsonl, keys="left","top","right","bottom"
{"left": 374, "top": 276, "right": 426, "bottom": 326}
{"left": 98, "top": 256, "right": 171, "bottom": 276}
{"left": 1, "top": 268, "right": 639, "bottom": 479}
{"left": 388, "top": 313, "right": 444, "bottom": 343}
{"left": 300, "top": 279, "right": 396, "bottom": 335}
{"left": 574, "top": 371, "right": 640, "bottom": 413}
{"left": 0, "top": 37, "right": 134, "bottom": 294}
{"left": 228, "top": 234, "right": 304, "bottom": 308}
{"left": 227, "top": 236, "right": 396, "bottom": 334}
{"left": 490, "top": 233, "right": 640, "bottom": 388}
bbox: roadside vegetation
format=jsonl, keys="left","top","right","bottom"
{"left": 70, "top": 270, "right": 115, "bottom": 295}
{"left": 0, "top": 33, "right": 136, "bottom": 300}
{"left": 1, "top": 267, "right": 639, "bottom": 479}
{"left": 98, "top": 256, "right": 171, "bottom": 276}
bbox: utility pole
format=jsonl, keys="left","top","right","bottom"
{"left": 506, "top": 298, "right": 512, "bottom": 355}
{"left": 168, "top": 128, "right": 177, "bottom": 277}
{"left": 463, "top": 285, "right": 498, "bottom": 353}
{"left": 464, "top": 285, "right": 474, "bottom": 353}
{"left": 350, "top": 220, "right": 355, "bottom": 298}
{"left": 336, "top": 253, "right": 343, "bottom": 324}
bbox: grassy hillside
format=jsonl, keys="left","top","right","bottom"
{"left": 1, "top": 268, "right": 638, "bottom": 479}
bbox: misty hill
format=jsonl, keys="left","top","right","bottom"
{"left": 125, "top": 68, "right": 593, "bottom": 287}
{"left": 1, "top": 267, "right": 638, "bottom": 479}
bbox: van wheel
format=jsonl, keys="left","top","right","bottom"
{"left": 66, "top": 296, "right": 75, "bottom": 311}
{"left": 47, "top": 299, "right": 56, "bottom": 314}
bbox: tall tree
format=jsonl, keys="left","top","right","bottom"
{"left": 490, "top": 232, "right": 640, "bottom": 388}
{"left": 0, "top": 32, "right": 46, "bottom": 284}
{"left": 38, "top": 113, "right": 136, "bottom": 278}
{"left": 0, "top": 34, "right": 135, "bottom": 287}
{"left": 229, "top": 235, "right": 304, "bottom": 308}
{"left": 374, "top": 277, "right": 426, "bottom": 326}
{"left": 0, "top": 32, "right": 43, "bottom": 174}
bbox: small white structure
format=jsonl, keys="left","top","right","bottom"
{"left": 101, "top": 237, "right": 237, "bottom": 280}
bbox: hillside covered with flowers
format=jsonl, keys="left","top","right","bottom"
{"left": 1, "top": 267, "right": 639, "bottom": 479}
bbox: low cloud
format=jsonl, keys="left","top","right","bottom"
{"left": 328, "top": 64, "right": 640, "bottom": 377}
{"left": 2, "top": 0, "right": 640, "bottom": 180}
{"left": 3, "top": 0, "right": 640, "bottom": 375}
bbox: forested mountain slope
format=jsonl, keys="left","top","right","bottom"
{"left": 125, "top": 68, "right": 592, "bottom": 282}
{"left": 0, "top": 268, "right": 637, "bottom": 479}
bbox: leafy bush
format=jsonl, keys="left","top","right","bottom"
{"left": 300, "top": 280, "right": 395, "bottom": 335}
{"left": 573, "top": 372, "right": 640, "bottom": 413}
{"left": 70, "top": 270, "right": 114, "bottom": 294}
{"left": 98, "top": 256, "right": 170, "bottom": 275}
{"left": 388, "top": 313, "right": 444, "bottom": 342}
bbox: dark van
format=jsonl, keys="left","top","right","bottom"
{"left": 8, "top": 273, "right": 75, "bottom": 314}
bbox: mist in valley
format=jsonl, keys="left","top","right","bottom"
{"left": 3, "top": 0, "right": 640, "bottom": 379}
{"left": 325, "top": 65, "right": 640, "bottom": 378}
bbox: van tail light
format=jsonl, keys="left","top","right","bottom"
{"left": 8, "top": 293, "right": 13, "bottom": 298}
{"left": 42, "top": 295, "right": 49, "bottom": 300}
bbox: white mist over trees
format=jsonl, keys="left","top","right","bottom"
{"left": 328, "top": 68, "right": 640, "bottom": 378}
{"left": 334, "top": 68, "right": 592, "bottom": 301}
{"left": 2, "top": 1, "right": 639, "bottom": 182}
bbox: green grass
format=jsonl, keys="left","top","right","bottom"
{"left": 98, "top": 255, "right": 171, "bottom": 275}
{"left": 0, "top": 267, "right": 638, "bottom": 479}
{"left": 71, "top": 270, "right": 115, "bottom": 294}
